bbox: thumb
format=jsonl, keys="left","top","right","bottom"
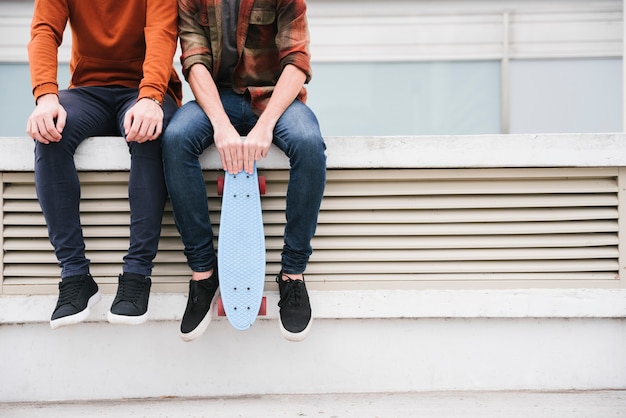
{"left": 123, "top": 110, "right": 133, "bottom": 135}
{"left": 56, "top": 106, "right": 67, "bottom": 133}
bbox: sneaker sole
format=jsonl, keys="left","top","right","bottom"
{"left": 50, "top": 291, "right": 102, "bottom": 330}
{"left": 107, "top": 310, "right": 148, "bottom": 325}
{"left": 180, "top": 289, "right": 220, "bottom": 342}
{"left": 279, "top": 317, "right": 313, "bottom": 342}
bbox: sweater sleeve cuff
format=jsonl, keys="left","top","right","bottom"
{"left": 137, "top": 86, "right": 164, "bottom": 104}
{"left": 32, "top": 83, "right": 59, "bottom": 103}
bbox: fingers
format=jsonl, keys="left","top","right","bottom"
{"left": 124, "top": 99, "right": 164, "bottom": 143}
{"left": 243, "top": 139, "right": 271, "bottom": 174}
{"left": 27, "top": 115, "right": 62, "bottom": 144}
{"left": 216, "top": 130, "right": 271, "bottom": 174}
{"left": 243, "top": 145, "right": 253, "bottom": 175}
{"left": 215, "top": 127, "right": 245, "bottom": 174}
{"left": 26, "top": 98, "right": 65, "bottom": 144}
{"left": 242, "top": 144, "right": 263, "bottom": 174}
{"left": 123, "top": 112, "right": 132, "bottom": 139}
{"left": 56, "top": 107, "right": 67, "bottom": 134}
{"left": 126, "top": 119, "right": 162, "bottom": 142}
{"left": 220, "top": 143, "right": 244, "bottom": 174}
{"left": 125, "top": 116, "right": 161, "bottom": 142}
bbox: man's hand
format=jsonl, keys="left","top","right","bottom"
{"left": 26, "top": 94, "right": 66, "bottom": 144}
{"left": 243, "top": 122, "right": 273, "bottom": 174}
{"left": 123, "top": 98, "right": 164, "bottom": 143}
{"left": 214, "top": 123, "right": 245, "bottom": 174}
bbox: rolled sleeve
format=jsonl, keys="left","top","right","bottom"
{"left": 178, "top": 0, "right": 215, "bottom": 79}
{"left": 280, "top": 51, "right": 311, "bottom": 84}
{"left": 180, "top": 51, "right": 214, "bottom": 80}
{"left": 276, "top": 0, "right": 312, "bottom": 83}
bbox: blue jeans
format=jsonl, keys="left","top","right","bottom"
{"left": 162, "top": 89, "right": 326, "bottom": 275}
{"left": 34, "top": 86, "right": 179, "bottom": 278}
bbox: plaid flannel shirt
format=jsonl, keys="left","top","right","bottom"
{"left": 178, "top": 0, "right": 312, "bottom": 114}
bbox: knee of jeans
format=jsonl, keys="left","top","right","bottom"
{"left": 161, "top": 126, "right": 192, "bottom": 160}
{"left": 292, "top": 132, "right": 326, "bottom": 165}
{"left": 161, "top": 126, "right": 179, "bottom": 150}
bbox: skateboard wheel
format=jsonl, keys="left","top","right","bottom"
{"left": 258, "top": 176, "right": 266, "bottom": 195}
{"left": 259, "top": 296, "right": 267, "bottom": 316}
{"left": 217, "top": 176, "right": 225, "bottom": 196}
{"left": 217, "top": 297, "right": 226, "bottom": 316}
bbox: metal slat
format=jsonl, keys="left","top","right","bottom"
{"left": 321, "top": 178, "right": 618, "bottom": 197}
{"left": 3, "top": 183, "right": 130, "bottom": 200}
{"left": 4, "top": 199, "right": 131, "bottom": 212}
{"left": 261, "top": 194, "right": 620, "bottom": 214}
{"left": 315, "top": 207, "right": 619, "bottom": 224}
{"left": 308, "top": 234, "right": 619, "bottom": 249}
{"left": 3, "top": 220, "right": 619, "bottom": 238}
{"left": 268, "top": 168, "right": 619, "bottom": 181}
{"left": 305, "top": 247, "right": 618, "bottom": 262}
{"left": 298, "top": 259, "right": 619, "bottom": 274}
{"left": 2, "top": 225, "right": 182, "bottom": 238}
{"left": 312, "top": 221, "right": 619, "bottom": 236}
{"left": 317, "top": 193, "right": 618, "bottom": 210}
{"left": 3, "top": 237, "right": 184, "bottom": 251}
{"left": 4, "top": 213, "right": 130, "bottom": 226}
{"left": 4, "top": 259, "right": 618, "bottom": 278}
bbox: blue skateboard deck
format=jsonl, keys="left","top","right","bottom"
{"left": 217, "top": 165, "right": 266, "bottom": 330}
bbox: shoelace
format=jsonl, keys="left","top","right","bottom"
{"left": 116, "top": 278, "right": 146, "bottom": 303}
{"left": 57, "top": 279, "right": 84, "bottom": 305}
{"left": 279, "top": 279, "right": 304, "bottom": 308}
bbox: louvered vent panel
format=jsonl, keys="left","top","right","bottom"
{"left": 301, "top": 168, "right": 619, "bottom": 289}
{"left": 1, "top": 168, "right": 620, "bottom": 294}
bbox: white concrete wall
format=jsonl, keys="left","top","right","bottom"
{"left": 1, "top": 289, "right": 625, "bottom": 402}
{"left": 1, "top": 318, "right": 625, "bottom": 401}
{"left": 2, "top": 134, "right": 625, "bottom": 401}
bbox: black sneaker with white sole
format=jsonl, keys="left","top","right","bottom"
{"left": 277, "top": 272, "right": 312, "bottom": 342}
{"left": 180, "top": 269, "right": 219, "bottom": 342}
{"left": 50, "top": 273, "right": 101, "bottom": 330}
{"left": 108, "top": 272, "right": 151, "bottom": 325}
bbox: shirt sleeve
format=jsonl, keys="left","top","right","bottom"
{"left": 139, "top": 0, "right": 180, "bottom": 103}
{"left": 178, "top": 0, "right": 215, "bottom": 80}
{"left": 276, "top": 0, "right": 312, "bottom": 83}
{"left": 28, "top": 0, "right": 69, "bottom": 101}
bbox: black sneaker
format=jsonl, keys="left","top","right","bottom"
{"left": 180, "top": 270, "right": 219, "bottom": 342}
{"left": 107, "top": 272, "right": 151, "bottom": 325}
{"left": 50, "top": 274, "right": 101, "bottom": 330}
{"left": 277, "top": 272, "right": 312, "bottom": 342}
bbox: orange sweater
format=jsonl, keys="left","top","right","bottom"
{"left": 28, "top": 0, "right": 182, "bottom": 105}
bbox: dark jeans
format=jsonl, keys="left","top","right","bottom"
{"left": 162, "top": 89, "right": 326, "bottom": 275}
{"left": 34, "top": 86, "right": 178, "bottom": 278}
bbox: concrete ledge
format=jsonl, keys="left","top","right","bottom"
{"left": 2, "top": 289, "right": 626, "bottom": 325}
{"left": 3, "top": 391, "right": 626, "bottom": 417}
{"left": 2, "top": 314, "right": 625, "bottom": 402}
{"left": 2, "top": 133, "right": 626, "bottom": 171}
